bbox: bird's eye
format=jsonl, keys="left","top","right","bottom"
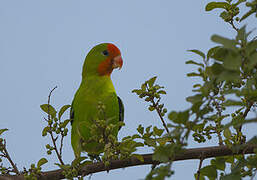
{"left": 102, "top": 50, "right": 109, "bottom": 56}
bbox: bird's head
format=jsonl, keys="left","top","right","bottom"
{"left": 82, "top": 43, "right": 123, "bottom": 78}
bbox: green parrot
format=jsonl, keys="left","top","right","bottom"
{"left": 70, "top": 43, "right": 124, "bottom": 158}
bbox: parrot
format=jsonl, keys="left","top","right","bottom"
{"left": 70, "top": 43, "right": 124, "bottom": 158}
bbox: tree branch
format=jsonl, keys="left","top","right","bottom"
{"left": 3, "top": 144, "right": 256, "bottom": 180}
{"left": 1, "top": 140, "right": 19, "bottom": 175}
{"left": 196, "top": 154, "right": 204, "bottom": 180}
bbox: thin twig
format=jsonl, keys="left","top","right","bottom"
{"left": 49, "top": 131, "right": 64, "bottom": 165}
{"left": 196, "top": 154, "right": 204, "bottom": 180}
{"left": 229, "top": 19, "right": 239, "bottom": 32}
{"left": 151, "top": 100, "right": 170, "bottom": 134}
{"left": 239, "top": 101, "right": 253, "bottom": 132}
{"left": 59, "top": 135, "right": 64, "bottom": 157}
{"left": 47, "top": 86, "right": 65, "bottom": 165}
{"left": 1, "top": 140, "right": 19, "bottom": 174}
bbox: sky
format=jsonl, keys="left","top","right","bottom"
{"left": 0, "top": 0, "right": 256, "bottom": 179}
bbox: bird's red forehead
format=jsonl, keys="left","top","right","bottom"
{"left": 107, "top": 43, "right": 121, "bottom": 56}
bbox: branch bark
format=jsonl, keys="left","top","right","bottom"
{"left": 1, "top": 144, "right": 256, "bottom": 180}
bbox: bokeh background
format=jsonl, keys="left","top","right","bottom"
{"left": 1, "top": 0, "right": 256, "bottom": 179}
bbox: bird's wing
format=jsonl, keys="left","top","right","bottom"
{"left": 117, "top": 96, "right": 124, "bottom": 130}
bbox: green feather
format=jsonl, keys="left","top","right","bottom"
{"left": 70, "top": 43, "right": 124, "bottom": 158}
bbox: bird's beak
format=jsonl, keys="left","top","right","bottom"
{"left": 112, "top": 55, "right": 123, "bottom": 70}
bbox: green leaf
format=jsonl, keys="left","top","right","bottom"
{"left": 211, "top": 157, "right": 226, "bottom": 171}
{"left": 211, "top": 63, "right": 224, "bottom": 75}
{"left": 158, "top": 90, "right": 167, "bottom": 94}
{"left": 40, "top": 104, "right": 57, "bottom": 118}
{"left": 211, "top": 35, "right": 237, "bottom": 50}
{"left": 42, "top": 126, "right": 50, "bottom": 137}
{"left": 148, "top": 76, "right": 157, "bottom": 88}
{"left": 58, "top": 105, "right": 71, "bottom": 120}
{"left": 168, "top": 111, "right": 178, "bottom": 121}
{"left": 146, "top": 125, "right": 152, "bottom": 133}
{"left": 148, "top": 106, "right": 155, "bottom": 111}
{"left": 218, "top": 70, "right": 240, "bottom": 82}
{"left": 223, "top": 100, "right": 243, "bottom": 106}
{"left": 205, "top": 2, "right": 230, "bottom": 11}
{"left": 132, "top": 89, "right": 143, "bottom": 95}
{"left": 168, "top": 110, "right": 189, "bottom": 124}
{"left": 132, "top": 134, "right": 141, "bottom": 139}
{"left": 246, "top": 40, "right": 257, "bottom": 56}
{"left": 207, "top": 46, "right": 221, "bottom": 60}
{"left": 153, "top": 126, "right": 164, "bottom": 136}
{"left": 132, "top": 154, "right": 144, "bottom": 162}
{"left": 141, "top": 83, "right": 147, "bottom": 91}
{"left": 0, "top": 129, "right": 8, "bottom": 136}
{"left": 188, "top": 49, "right": 206, "bottom": 60}
{"left": 186, "top": 60, "right": 204, "bottom": 67}
{"left": 37, "top": 158, "right": 48, "bottom": 167}
{"left": 211, "top": 47, "right": 229, "bottom": 62}
{"left": 240, "top": 8, "right": 255, "bottom": 22}
{"left": 186, "top": 94, "right": 203, "bottom": 103}
{"left": 236, "top": 26, "right": 247, "bottom": 42}
{"left": 223, "top": 128, "right": 232, "bottom": 139}
{"left": 144, "top": 138, "right": 156, "bottom": 147}
{"left": 187, "top": 72, "right": 201, "bottom": 77}
{"left": 137, "top": 124, "right": 144, "bottom": 135}
{"left": 60, "top": 119, "right": 71, "bottom": 128}
{"left": 223, "top": 52, "right": 241, "bottom": 71}
{"left": 220, "top": 173, "right": 241, "bottom": 180}
{"left": 220, "top": 11, "right": 231, "bottom": 22}
{"left": 153, "top": 146, "right": 170, "bottom": 162}
{"left": 200, "top": 165, "right": 217, "bottom": 179}
{"left": 193, "top": 84, "right": 202, "bottom": 88}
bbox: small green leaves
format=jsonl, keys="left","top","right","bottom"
{"left": 211, "top": 35, "right": 237, "bottom": 50}
{"left": 168, "top": 110, "right": 189, "bottom": 124}
{"left": 148, "top": 76, "right": 157, "bottom": 88}
{"left": 200, "top": 165, "right": 218, "bottom": 179}
{"left": 188, "top": 49, "right": 206, "bottom": 60}
{"left": 211, "top": 157, "right": 226, "bottom": 171}
{"left": 153, "top": 144, "right": 182, "bottom": 163}
{"left": 186, "top": 60, "right": 204, "bottom": 67}
{"left": 153, "top": 126, "right": 164, "bottom": 137}
{"left": 132, "top": 76, "right": 169, "bottom": 130}
{"left": 42, "top": 127, "right": 50, "bottom": 137}
{"left": 137, "top": 124, "right": 144, "bottom": 135}
{"left": 37, "top": 158, "right": 48, "bottom": 168}
{"left": 223, "top": 100, "right": 243, "bottom": 106}
{"left": 60, "top": 119, "right": 71, "bottom": 129}
{"left": 58, "top": 105, "right": 71, "bottom": 120}
{"left": 186, "top": 94, "right": 203, "bottom": 104}
{"left": 223, "top": 128, "right": 232, "bottom": 139}
{"left": 207, "top": 46, "right": 221, "bottom": 60}
{"left": 205, "top": 2, "right": 230, "bottom": 11}
{"left": 40, "top": 104, "right": 57, "bottom": 118}
{"left": 0, "top": 129, "right": 8, "bottom": 136}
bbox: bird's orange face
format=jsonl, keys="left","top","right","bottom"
{"left": 98, "top": 43, "right": 123, "bottom": 76}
